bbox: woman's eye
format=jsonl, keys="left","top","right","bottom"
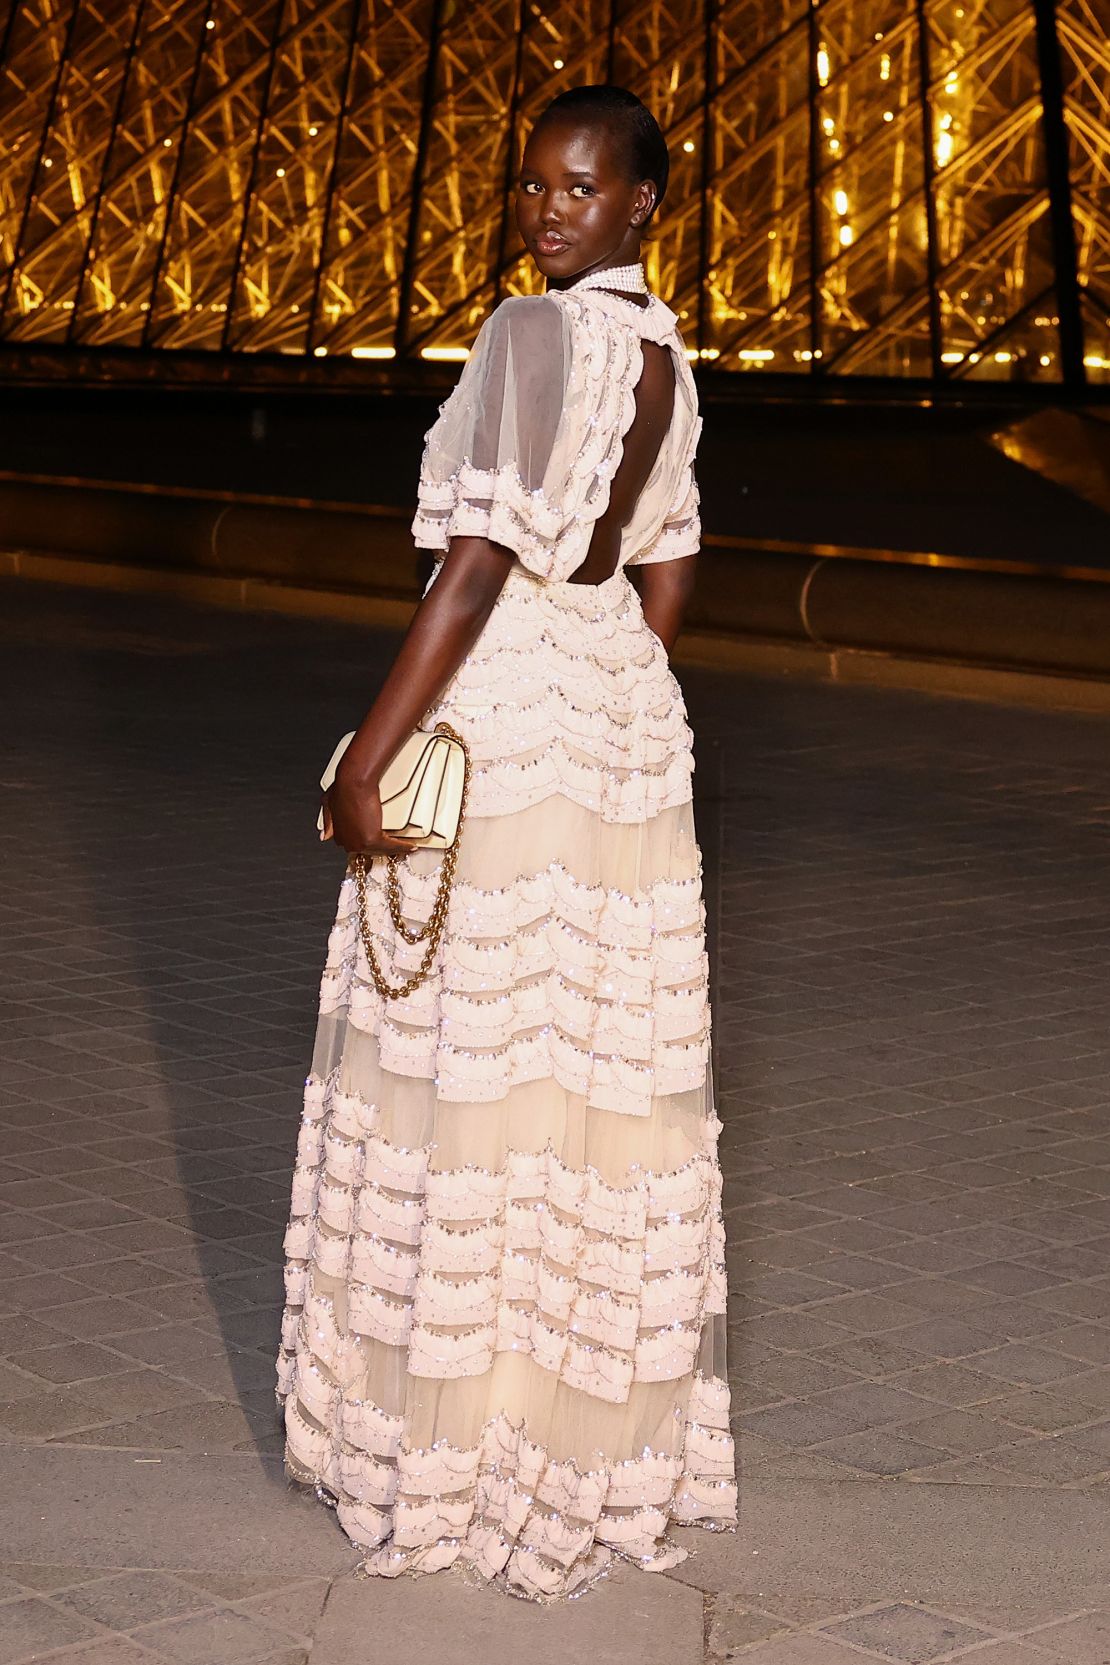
{"left": 520, "top": 181, "right": 542, "bottom": 194}
{"left": 571, "top": 185, "right": 595, "bottom": 197}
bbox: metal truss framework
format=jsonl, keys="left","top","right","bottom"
{"left": 0, "top": 0, "right": 1106, "bottom": 382}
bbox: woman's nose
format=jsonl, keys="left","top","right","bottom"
{"left": 540, "top": 196, "right": 565, "bottom": 225}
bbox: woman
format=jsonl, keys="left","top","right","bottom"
{"left": 276, "top": 84, "right": 736, "bottom": 1601}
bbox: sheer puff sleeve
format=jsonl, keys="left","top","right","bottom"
{"left": 411, "top": 294, "right": 642, "bottom": 583}
{"left": 411, "top": 296, "right": 569, "bottom": 576}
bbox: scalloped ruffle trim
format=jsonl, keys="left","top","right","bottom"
{"left": 278, "top": 1379, "right": 736, "bottom": 1603}
{"left": 280, "top": 1094, "right": 728, "bottom": 1393}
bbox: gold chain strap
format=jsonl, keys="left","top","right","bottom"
{"left": 350, "top": 723, "right": 471, "bottom": 1002}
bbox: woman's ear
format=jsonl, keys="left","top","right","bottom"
{"left": 630, "top": 181, "right": 657, "bottom": 227}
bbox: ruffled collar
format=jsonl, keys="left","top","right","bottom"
{"left": 551, "top": 286, "right": 681, "bottom": 344}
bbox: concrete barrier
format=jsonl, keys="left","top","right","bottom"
{"left": 3, "top": 473, "right": 1110, "bottom": 685}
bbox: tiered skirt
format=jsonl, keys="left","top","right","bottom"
{"left": 276, "top": 567, "right": 736, "bottom": 1599}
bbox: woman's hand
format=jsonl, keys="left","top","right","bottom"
{"left": 320, "top": 770, "right": 421, "bottom": 858}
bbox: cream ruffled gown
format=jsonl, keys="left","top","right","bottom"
{"left": 276, "top": 283, "right": 737, "bottom": 1600}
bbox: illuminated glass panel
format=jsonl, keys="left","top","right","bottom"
{"left": 311, "top": 0, "right": 435, "bottom": 356}
{"left": 71, "top": 0, "right": 211, "bottom": 349}
{"left": 0, "top": 0, "right": 1101, "bottom": 382}
{"left": 1057, "top": 0, "right": 1110, "bottom": 383}
{"left": 398, "top": 0, "right": 520, "bottom": 353}
{"left": 145, "top": 0, "right": 285, "bottom": 349}
{"left": 707, "top": 23, "right": 812, "bottom": 372}
{"left": 613, "top": 0, "right": 706, "bottom": 331}
{"left": 815, "top": 5, "right": 930, "bottom": 374}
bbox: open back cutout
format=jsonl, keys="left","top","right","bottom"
{"left": 565, "top": 336, "right": 677, "bottom": 586}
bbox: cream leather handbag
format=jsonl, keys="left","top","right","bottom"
{"left": 318, "top": 722, "right": 470, "bottom": 1000}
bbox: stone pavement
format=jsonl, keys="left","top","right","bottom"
{"left": 1, "top": 580, "right": 1109, "bottom": 1665}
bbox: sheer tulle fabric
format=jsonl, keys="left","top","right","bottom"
{"left": 276, "top": 286, "right": 735, "bottom": 1600}
{"left": 411, "top": 290, "right": 703, "bottom": 580}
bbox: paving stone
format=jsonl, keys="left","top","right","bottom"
{"left": 9, "top": 1341, "right": 131, "bottom": 1385}
{"left": 311, "top": 1563, "right": 704, "bottom": 1664}
{"left": 988, "top": 1437, "right": 1110, "bottom": 1485}
{"left": 973, "top": 1344, "right": 1090, "bottom": 1386}
{"left": 984, "top": 1389, "right": 1103, "bottom": 1434}
{"left": 820, "top": 1603, "right": 993, "bottom": 1661}
{"left": 740, "top": 1403, "right": 858, "bottom": 1449}
{"left": 883, "top": 1319, "right": 1000, "bottom": 1361}
{"left": 6, "top": 583, "right": 1110, "bottom": 1659}
{"left": 705, "top": 1598, "right": 788, "bottom": 1654}
{"left": 107, "top": 1326, "right": 228, "bottom": 1372}
{"left": 887, "top": 1364, "right": 1009, "bottom": 1406}
{"left": 0, "top": 1388, "right": 113, "bottom": 1440}
{"left": 893, "top": 1410, "right": 1021, "bottom": 1456}
{"left": 38, "top": 1642, "right": 170, "bottom": 1664}
{"left": 37, "top": 1297, "right": 154, "bottom": 1340}
{"left": 228, "top": 1580, "right": 330, "bottom": 1641}
{"left": 731, "top": 1643, "right": 917, "bottom": 1665}
{"left": 811, "top": 1430, "right": 947, "bottom": 1476}
{"left": 1025, "top": 1610, "right": 1110, "bottom": 1660}
{"left": 50, "top": 1399, "right": 276, "bottom": 1453}
{"left": 0, "top": 1563, "right": 105, "bottom": 1593}
{"left": 132, "top": 1608, "right": 291, "bottom": 1664}
{"left": 808, "top": 1383, "right": 936, "bottom": 1430}
{"left": 53, "top": 1568, "right": 219, "bottom": 1628}
{"left": 1042, "top": 1325, "right": 1110, "bottom": 1365}
{"left": 0, "top": 1597, "right": 98, "bottom": 1662}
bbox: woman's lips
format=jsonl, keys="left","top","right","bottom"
{"left": 535, "top": 234, "right": 570, "bottom": 255}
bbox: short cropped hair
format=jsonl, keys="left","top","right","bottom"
{"left": 533, "top": 85, "right": 671, "bottom": 220}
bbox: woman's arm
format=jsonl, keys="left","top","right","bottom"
{"left": 324, "top": 535, "right": 514, "bottom": 854}
{"left": 638, "top": 553, "right": 698, "bottom": 655}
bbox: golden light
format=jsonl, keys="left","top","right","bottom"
{"left": 0, "top": 0, "right": 1099, "bottom": 386}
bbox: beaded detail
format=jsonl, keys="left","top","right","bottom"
{"left": 567, "top": 261, "right": 649, "bottom": 295}
{"left": 276, "top": 270, "right": 734, "bottom": 1600}
{"left": 277, "top": 1041, "right": 736, "bottom": 1600}
{"left": 411, "top": 289, "right": 701, "bottom": 582}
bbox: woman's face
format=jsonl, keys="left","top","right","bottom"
{"left": 515, "top": 117, "right": 656, "bottom": 287}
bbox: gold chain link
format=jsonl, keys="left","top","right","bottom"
{"left": 349, "top": 723, "right": 471, "bottom": 1002}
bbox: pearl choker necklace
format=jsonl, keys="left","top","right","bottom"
{"left": 569, "top": 262, "right": 648, "bottom": 296}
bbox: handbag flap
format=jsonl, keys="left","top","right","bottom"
{"left": 381, "top": 733, "right": 457, "bottom": 839}
{"left": 379, "top": 730, "right": 436, "bottom": 806}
